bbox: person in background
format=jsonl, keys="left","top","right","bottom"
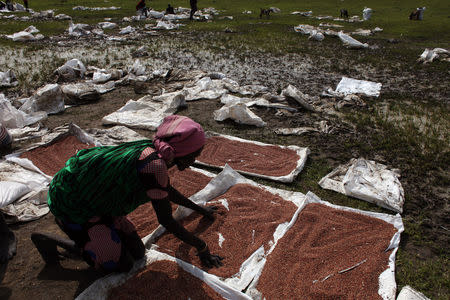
{"left": 189, "top": 0, "right": 197, "bottom": 20}
{"left": 5, "top": 0, "right": 13, "bottom": 11}
{"left": 136, "top": 0, "right": 148, "bottom": 17}
{"left": 0, "top": 123, "right": 16, "bottom": 283}
{"left": 31, "top": 116, "right": 223, "bottom": 273}
{"left": 165, "top": 3, "right": 175, "bottom": 15}
{"left": 23, "top": 0, "right": 28, "bottom": 11}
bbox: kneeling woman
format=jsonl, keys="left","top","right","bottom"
{"left": 32, "top": 116, "right": 223, "bottom": 273}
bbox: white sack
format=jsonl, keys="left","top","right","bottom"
{"left": 55, "top": 59, "right": 86, "bottom": 81}
{"left": 335, "top": 76, "right": 382, "bottom": 97}
{"left": 148, "top": 10, "right": 164, "bottom": 19}
{"left": 119, "top": 25, "right": 134, "bottom": 34}
{"left": 154, "top": 20, "right": 179, "bottom": 30}
{"left": 20, "top": 84, "right": 65, "bottom": 115}
{"left": 281, "top": 84, "right": 316, "bottom": 111}
{"left": 294, "top": 24, "right": 316, "bottom": 35}
{"left": 61, "top": 83, "right": 101, "bottom": 104}
{"left": 92, "top": 71, "right": 112, "bottom": 83}
{"left": 98, "top": 22, "right": 117, "bottom": 29}
{"left": 0, "top": 94, "right": 47, "bottom": 128}
{"left": 363, "top": 7, "right": 373, "bottom": 20}
{"left": 417, "top": 48, "right": 449, "bottom": 64}
{"left": 0, "top": 69, "right": 18, "bottom": 87}
{"left": 338, "top": 31, "right": 368, "bottom": 49}
{"left": 319, "top": 158, "right": 404, "bottom": 213}
{"left": 6, "top": 31, "right": 42, "bottom": 42}
{"left": 128, "top": 59, "right": 146, "bottom": 76}
{"left": 309, "top": 30, "right": 325, "bottom": 41}
{"left": 397, "top": 286, "right": 430, "bottom": 300}
{"left": 68, "top": 22, "right": 91, "bottom": 36}
{"left": 214, "top": 103, "right": 266, "bottom": 127}
{"left": 24, "top": 25, "right": 39, "bottom": 34}
{"left": 0, "top": 181, "right": 31, "bottom": 208}
{"left": 54, "top": 14, "right": 72, "bottom": 20}
{"left": 102, "top": 93, "right": 186, "bottom": 130}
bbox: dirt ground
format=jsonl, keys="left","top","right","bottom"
{"left": 0, "top": 30, "right": 448, "bottom": 299}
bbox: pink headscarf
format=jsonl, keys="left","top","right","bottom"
{"left": 153, "top": 115, "right": 205, "bottom": 161}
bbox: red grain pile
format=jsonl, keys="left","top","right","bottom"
{"left": 108, "top": 260, "right": 224, "bottom": 300}
{"left": 19, "top": 135, "right": 93, "bottom": 176}
{"left": 197, "top": 136, "right": 300, "bottom": 177}
{"left": 256, "top": 203, "right": 397, "bottom": 299}
{"left": 128, "top": 167, "right": 212, "bottom": 238}
{"left": 154, "top": 183, "right": 297, "bottom": 278}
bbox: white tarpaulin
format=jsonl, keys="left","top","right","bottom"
{"left": 195, "top": 132, "right": 310, "bottom": 183}
{"left": 98, "top": 22, "right": 117, "bottom": 29}
{"left": 318, "top": 158, "right": 405, "bottom": 213}
{"left": 102, "top": 93, "right": 186, "bottom": 130}
{"left": 61, "top": 82, "right": 115, "bottom": 105}
{"left": 246, "top": 191, "right": 404, "bottom": 300}
{"left": 397, "top": 286, "right": 430, "bottom": 300}
{"left": 76, "top": 249, "right": 252, "bottom": 300}
{"left": 68, "top": 22, "right": 91, "bottom": 36}
{"left": 335, "top": 77, "right": 382, "bottom": 97}
{"left": 338, "top": 31, "right": 368, "bottom": 49}
{"left": 5, "top": 30, "right": 44, "bottom": 42}
{"left": 0, "top": 124, "right": 101, "bottom": 222}
{"left": 85, "top": 126, "right": 147, "bottom": 146}
{"left": 281, "top": 84, "right": 316, "bottom": 111}
{"left": 183, "top": 77, "right": 228, "bottom": 101}
{"left": 142, "top": 165, "right": 305, "bottom": 292}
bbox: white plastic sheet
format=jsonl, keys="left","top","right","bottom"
{"left": 154, "top": 20, "right": 179, "bottom": 30}
{"left": 20, "top": 84, "right": 65, "bottom": 115}
{"left": 397, "top": 286, "right": 430, "bottom": 300}
{"left": 68, "top": 22, "right": 91, "bottom": 36}
{"left": 76, "top": 249, "right": 252, "bottom": 300}
{"left": 335, "top": 77, "right": 382, "bottom": 97}
{"left": 98, "top": 22, "right": 117, "bottom": 29}
{"left": 195, "top": 132, "right": 310, "bottom": 183}
{"left": 214, "top": 103, "right": 266, "bottom": 127}
{"left": 142, "top": 165, "right": 306, "bottom": 292}
{"left": 102, "top": 93, "right": 186, "bottom": 130}
{"left": 338, "top": 31, "right": 368, "bottom": 49}
{"left": 246, "top": 191, "right": 404, "bottom": 300}
{"left": 417, "top": 48, "right": 449, "bottom": 64}
{"left": 119, "top": 25, "right": 135, "bottom": 34}
{"left": 55, "top": 59, "right": 86, "bottom": 82}
{"left": 318, "top": 158, "right": 404, "bottom": 213}
{"left": 5, "top": 30, "right": 44, "bottom": 42}
{"left": 281, "top": 84, "right": 316, "bottom": 111}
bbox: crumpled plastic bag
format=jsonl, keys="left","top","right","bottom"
{"left": 214, "top": 103, "right": 266, "bottom": 127}
{"left": 319, "top": 158, "right": 404, "bottom": 213}
{"left": 0, "top": 69, "right": 18, "bottom": 87}
{"left": 20, "top": 84, "right": 65, "bottom": 115}
{"left": 338, "top": 31, "right": 368, "bottom": 49}
{"left": 335, "top": 77, "right": 382, "bottom": 97}
{"left": 55, "top": 58, "right": 86, "bottom": 82}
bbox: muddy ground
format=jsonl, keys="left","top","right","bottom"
{"left": 0, "top": 30, "right": 448, "bottom": 299}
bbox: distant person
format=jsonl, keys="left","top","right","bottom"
{"left": 189, "top": 0, "right": 197, "bottom": 20}
{"left": 23, "top": 0, "right": 28, "bottom": 11}
{"left": 166, "top": 3, "right": 174, "bottom": 15}
{"left": 136, "top": 0, "right": 148, "bottom": 17}
{"left": 5, "top": 0, "right": 13, "bottom": 11}
{"left": 340, "top": 8, "right": 348, "bottom": 18}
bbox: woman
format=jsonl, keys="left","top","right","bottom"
{"left": 32, "top": 116, "right": 223, "bottom": 273}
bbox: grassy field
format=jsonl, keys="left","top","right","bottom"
{"left": 1, "top": 0, "right": 449, "bottom": 299}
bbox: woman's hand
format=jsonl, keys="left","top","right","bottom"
{"left": 200, "top": 205, "right": 219, "bottom": 221}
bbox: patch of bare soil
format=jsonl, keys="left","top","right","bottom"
{"left": 0, "top": 31, "right": 448, "bottom": 299}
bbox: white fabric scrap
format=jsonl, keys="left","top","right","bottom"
{"left": 214, "top": 103, "right": 266, "bottom": 127}
{"left": 338, "top": 31, "right": 368, "bottom": 49}
{"left": 335, "top": 77, "right": 382, "bottom": 97}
